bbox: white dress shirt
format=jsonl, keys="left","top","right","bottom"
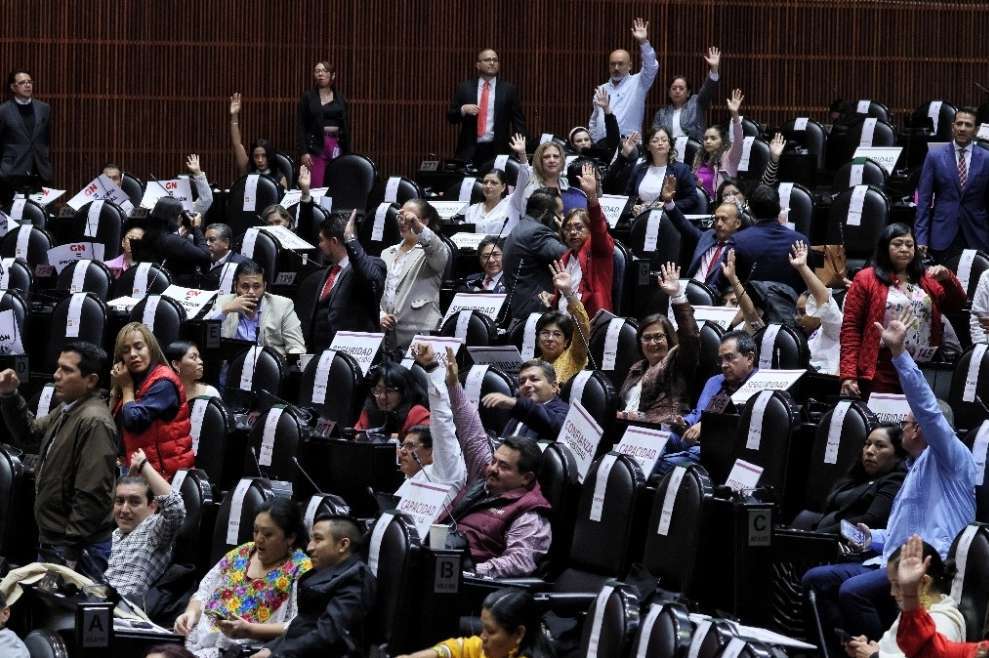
{"left": 587, "top": 40, "right": 658, "bottom": 142}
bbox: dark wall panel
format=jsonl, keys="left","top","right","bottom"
{"left": 1, "top": 1, "right": 985, "bottom": 192}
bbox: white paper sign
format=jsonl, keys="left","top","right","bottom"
{"left": 847, "top": 184, "right": 868, "bottom": 227}
{"left": 37, "top": 384, "right": 55, "bottom": 418}
{"left": 401, "top": 335, "right": 463, "bottom": 369}
{"left": 140, "top": 178, "right": 194, "bottom": 212}
{"left": 162, "top": 285, "right": 217, "bottom": 319}
{"left": 730, "top": 369, "right": 806, "bottom": 405}
{"left": 329, "top": 331, "right": 384, "bottom": 375}
{"left": 132, "top": 262, "right": 153, "bottom": 298}
{"left": 521, "top": 312, "right": 540, "bottom": 360}
{"left": 693, "top": 305, "right": 738, "bottom": 330}
{"left": 857, "top": 100, "right": 871, "bottom": 114}
{"left": 725, "top": 458, "right": 764, "bottom": 492}
{"left": 673, "top": 136, "right": 688, "bottom": 162}
{"left": 636, "top": 605, "right": 665, "bottom": 658}
{"left": 643, "top": 210, "right": 662, "bottom": 251}
{"left": 539, "top": 133, "right": 553, "bottom": 145}
{"left": 260, "top": 224, "right": 316, "bottom": 251}
{"left": 189, "top": 398, "right": 209, "bottom": 454}
{"left": 859, "top": 118, "right": 878, "bottom": 147}
{"left": 746, "top": 390, "right": 773, "bottom": 450}
{"left": 371, "top": 203, "right": 389, "bottom": 241}
{"left": 657, "top": 466, "right": 687, "bottom": 536}
{"left": 758, "top": 324, "right": 781, "bottom": 369}
{"left": 589, "top": 453, "right": 617, "bottom": 522}
{"left": 778, "top": 182, "right": 794, "bottom": 214}
{"left": 849, "top": 163, "right": 864, "bottom": 187}
{"left": 242, "top": 174, "right": 260, "bottom": 212}
{"left": 738, "top": 136, "right": 756, "bottom": 172}
{"left": 397, "top": 480, "right": 454, "bottom": 540}
{"left": 367, "top": 512, "right": 393, "bottom": 577}
{"left": 972, "top": 421, "right": 989, "bottom": 486}
{"left": 467, "top": 345, "right": 523, "bottom": 374}
{"left": 14, "top": 225, "right": 31, "bottom": 259}
{"left": 602, "top": 317, "right": 625, "bottom": 370}
{"left": 454, "top": 310, "right": 471, "bottom": 339}
{"left": 963, "top": 344, "right": 987, "bottom": 402}
{"left": 65, "top": 293, "right": 87, "bottom": 338}
{"left": 687, "top": 621, "right": 713, "bottom": 658}
{"left": 259, "top": 407, "right": 284, "bottom": 467}
{"left": 226, "top": 479, "right": 253, "bottom": 545}
{"left": 569, "top": 369, "right": 593, "bottom": 405}
{"left": 867, "top": 393, "right": 911, "bottom": 425}
{"left": 141, "top": 295, "right": 161, "bottom": 327}
{"left": 928, "top": 101, "right": 943, "bottom": 134}
{"left": 586, "top": 584, "right": 615, "bottom": 658}
{"left": 46, "top": 242, "right": 105, "bottom": 274}
{"left": 384, "top": 177, "right": 401, "bottom": 203}
{"left": 66, "top": 174, "right": 134, "bottom": 213}
{"left": 84, "top": 200, "right": 104, "bottom": 237}
{"left": 793, "top": 117, "right": 809, "bottom": 131}
{"left": 464, "top": 364, "right": 489, "bottom": 408}
{"left": 279, "top": 189, "right": 301, "bottom": 208}
{"left": 427, "top": 200, "right": 469, "bottom": 221}
{"left": 824, "top": 400, "right": 852, "bottom": 465}
{"left": 957, "top": 249, "right": 977, "bottom": 291}
{"left": 29, "top": 187, "right": 65, "bottom": 206}
{"left": 598, "top": 194, "right": 629, "bottom": 229}
{"left": 458, "top": 177, "right": 476, "bottom": 203}
{"left": 0, "top": 309, "right": 23, "bottom": 354}
{"left": 979, "top": 124, "right": 989, "bottom": 141}
{"left": 218, "top": 261, "right": 237, "bottom": 295}
{"left": 9, "top": 197, "right": 25, "bottom": 221}
{"left": 311, "top": 350, "right": 337, "bottom": 404}
{"left": 448, "top": 231, "right": 488, "bottom": 251}
{"left": 241, "top": 227, "right": 259, "bottom": 260}
{"left": 853, "top": 147, "right": 902, "bottom": 174}
{"left": 493, "top": 154, "right": 510, "bottom": 171}
{"left": 557, "top": 400, "right": 604, "bottom": 483}
{"left": 615, "top": 425, "right": 670, "bottom": 475}
{"left": 239, "top": 346, "right": 262, "bottom": 391}
{"left": 441, "top": 292, "right": 506, "bottom": 327}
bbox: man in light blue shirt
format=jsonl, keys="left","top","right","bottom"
{"left": 587, "top": 17, "right": 658, "bottom": 143}
{"left": 802, "top": 314, "right": 977, "bottom": 645}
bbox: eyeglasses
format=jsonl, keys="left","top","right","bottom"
{"left": 539, "top": 330, "right": 565, "bottom": 339}
{"left": 13, "top": 80, "right": 32, "bottom": 86}
{"left": 371, "top": 386, "right": 400, "bottom": 396}
{"left": 641, "top": 332, "right": 667, "bottom": 344}
{"left": 398, "top": 442, "right": 421, "bottom": 453}
{"left": 563, "top": 224, "right": 588, "bottom": 234}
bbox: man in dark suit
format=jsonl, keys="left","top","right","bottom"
{"left": 916, "top": 107, "right": 989, "bottom": 261}
{"left": 462, "top": 235, "right": 507, "bottom": 292}
{"left": 503, "top": 190, "right": 567, "bottom": 321}
{"left": 307, "top": 209, "right": 386, "bottom": 352}
{"left": 447, "top": 49, "right": 527, "bottom": 165}
{"left": 255, "top": 515, "right": 375, "bottom": 658}
{"left": 731, "top": 185, "right": 810, "bottom": 294}
{"left": 0, "top": 69, "right": 52, "bottom": 205}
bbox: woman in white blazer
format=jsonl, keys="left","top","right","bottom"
{"left": 380, "top": 200, "right": 450, "bottom": 353}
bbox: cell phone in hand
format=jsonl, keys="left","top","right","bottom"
{"left": 204, "top": 608, "right": 232, "bottom": 621}
{"left": 840, "top": 519, "right": 867, "bottom": 547}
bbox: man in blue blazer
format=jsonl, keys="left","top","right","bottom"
{"left": 731, "top": 185, "right": 809, "bottom": 293}
{"left": 915, "top": 108, "right": 989, "bottom": 260}
{"left": 665, "top": 191, "right": 745, "bottom": 289}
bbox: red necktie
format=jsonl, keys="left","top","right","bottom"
{"left": 476, "top": 81, "right": 490, "bottom": 139}
{"left": 704, "top": 242, "right": 726, "bottom": 280}
{"left": 483, "top": 276, "right": 493, "bottom": 290}
{"left": 320, "top": 265, "right": 341, "bottom": 301}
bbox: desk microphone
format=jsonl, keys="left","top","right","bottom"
{"left": 292, "top": 456, "right": 323, "bottom": 495}
{"left": 248, "top": 446, "right": 262, "bottom": 476}
{"left": 410, "top": 450, "right": 432, "bottom": 482}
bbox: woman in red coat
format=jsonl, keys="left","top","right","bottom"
{"left": 555, "top": 161, "right": 614, "bottom": 318}
{"left": 840, "top": 223, "right": 965, "bottom": 397}
{"left": 354, "top": 361, "right": 430, "bottom": 439}
{"left": 110, "top": 322, "right": 195, "bottom": 482}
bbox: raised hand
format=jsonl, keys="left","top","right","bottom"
{"left": 110, "top": 361, "right": 133, "bottom": 390}
{"left": 343, "top": 209, "right": 357, "bottom": 241}
{"left": 185, "top": 154, "right": 203, "bottom": 177}
{"left": 298, "top": 164, "right": 311, "bottom": 192}
{"left": 576, "top": 162, "right": 597, "bottom": 198}
{"left": 769, "top": 133, "right": 786, "bottom": 162}
{"left": 896, "top": 534, "right": 931, "bottom": 608}
{"left": 621, "top": 131, "right": 641, "bottom": 158}
{"left": 549, "top": 259, "right": 573, "bottom": 295}
{"left": 720, "top": 248, "right": 738, "bottom": 283}
{"left": 229, "top": 92, "right": 242, "bottom": 116}
{"left": 129, "top": 448, "right": 147, "bottom": 473}
{"left": 726, "top": 88, "right": 744, "bottom": 117}
{"left": 660, "top": 174, "right": 677, "bottom": 202}
{"left": 173, "top": 610, "right": 198, "bottom": 636}
{"left": 482, "top": 392, "right": 516, "bottom": 410}
{"left": 0, "top": 368, "right": 19, "bottom": 395}
{"left": 788, "top": 240, "right": 809, "bottom": 269}
{"left": 658, "top": 261, "right": 681, "bottom": 297}
{"left": 630, "top": 17, "right": 649, "bottom": 43}
{"left": 412, "top": 342, "right": 436, "bottom": 368}
{"left": 703, "top": 47, "right": 721, "bottom": 72}
{"left": 840, "top": 379, "right": 861, "bottom": 398}
{"left": 509, "top": 132, "right": 527, "bottom": 160}
{"left": 593, "top": 87, "right": 611, "bottom": 114}
{"left": 301, "top": 153, "right": 313, "bottom": 169}
{"left": 873, "top": 307, "right": 916, "bottom": 357}
{"left": 444, "top": 346, "right": 459, "bottom": 387}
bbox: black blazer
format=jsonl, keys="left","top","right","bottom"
{"left": 308, "top": 238, "right": 386, "bottom": 352}
{"left": 446, "top": 77, "right": 527, "bottom": 161}
{"left": 815, "top": 467, "right": 906, "bottom": 534}
{"left": 502, "top": 217, "right": 566, "bottom": 320}
{"left": 297, "top": 88, "right": 350, "bottom": 156}
{"left": 0, "top": 99, "right": 52, "bottom": 180}
{"left": 199, "top": 250, "right": 249, "bottom": 289}
{"left": 606, "top": 156, "right": 699, "bottom": 215}
{"left": 264, "top": 556, "right": 376, "bottom": 658}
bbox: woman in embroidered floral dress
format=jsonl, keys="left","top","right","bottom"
{"left": 173, "top": 498, "right": 312, "bottom": 658}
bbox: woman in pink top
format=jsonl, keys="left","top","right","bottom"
{"left": 104, "top": 225, "right": 144, "bottom": 279}
{"left": 692, "top": 88, "right": 745, "bottom": 198}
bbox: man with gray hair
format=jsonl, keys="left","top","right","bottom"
{"left": 201, "top": 222, "right": 248, "bottom": 289}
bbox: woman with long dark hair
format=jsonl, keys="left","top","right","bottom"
{"left": 229, "top": 93, "right": 288, "bottom": 188}
{"left": 354, "top": 361, "right": 430, "bottom": 438}
{"left": 840, "top": 223, "right": 965, "bottom": 396}
{"left": 297, "top": 60, "right": 349, "bottom": 187}
{"left": 397, "top": 588, "right": 555, "bottom": 658}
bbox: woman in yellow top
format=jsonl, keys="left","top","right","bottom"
{"left": 397, "top": 589, "right": 555, "bottom": 658}
{"left": 533, "top": 259, "right": 590, "bottom": 385}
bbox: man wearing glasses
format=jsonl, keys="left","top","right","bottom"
{"left": 447, "top": 49, "right": 528, "bottom": 165}
{"left": 463, "top": 236, "right": 506, "bottom": 292}
{"left": 802, "top": 313, "right": 977, "bottom": 646}
{"left": 0, "top": 69, "right": 52, "bottom": 204}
